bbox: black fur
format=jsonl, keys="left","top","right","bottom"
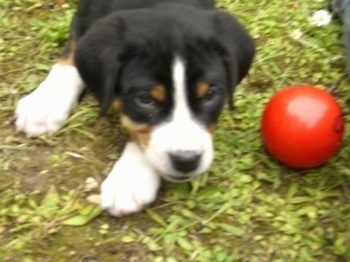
{"left": 73, "top": 0, "right": 255, "bottom": 127}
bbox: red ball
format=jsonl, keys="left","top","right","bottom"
{"left": 261, "top": 85, "right": 344, "bottom": 169}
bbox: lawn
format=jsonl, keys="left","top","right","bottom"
{"left": 1, "top": 0, "right": 350, "bottom": 261}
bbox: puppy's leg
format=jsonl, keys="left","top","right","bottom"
{"left": 15, "top": 38, "right": 85, "bottom": 137}
{"left": 100, "top": 142, "right": 161, "bottom": 217}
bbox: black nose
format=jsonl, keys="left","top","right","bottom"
{"left": 169, "top": 151, "right": 201, "bottom": 173}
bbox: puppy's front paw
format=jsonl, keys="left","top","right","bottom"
{"left": 100, "top": 142, "right": 161, "bottom": 217}
{"left": 15, "top": 91, "right": 71, "bottom": 137}
{"left": 15, "top": 65, "right": 84, "bottom": 137}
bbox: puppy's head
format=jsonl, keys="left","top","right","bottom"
{"left": 75, "top": 5, "right": 255, "bottom": 182}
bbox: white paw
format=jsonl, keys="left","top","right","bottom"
{"left": 100, "top": 142, "right": 161, "bottom": 217}
{"left": 15, "top": 91, "right": 72, "bottom": 137}
{"left": 15, "top": 64, "right": 84, "bottom": 137}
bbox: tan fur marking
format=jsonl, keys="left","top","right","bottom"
{"left": 57, "top": 56, "right": 74, "bottom": 66}
{"left": 120, "top": 114, "right": 151, "bottom": 150}
{"left": 206, "top": 124, "right": 216, "bottom": 135}
{"left": 196, "top": 81, "right": 210, "bottom": 99}
{"left": 150, "top": 85, "right": 166, "bottom": 102}
{"left": 112, "top": 98, "right": 122, "bottom": 110}
{"left": 57, "top": 39, "right": 76, "bottom": 66}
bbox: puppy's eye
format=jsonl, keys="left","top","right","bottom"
{"left": 203, "top": 86, "right": 218, "bottom": 102}
{"left": 135, "top": 93, "right": 155, "bottom": 107}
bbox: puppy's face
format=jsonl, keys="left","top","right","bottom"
{"left": 75, "top": 5, "right": 255, "bottom": 182}
{"left": 118, "top": 51, "right": 227, "bottom": 181}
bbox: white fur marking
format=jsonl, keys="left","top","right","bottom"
{"left": 15, "top": 64, "right": 85, "bottom": 137}
{"left": 100, "top": 142, "right": 161, "bottom": 217}
{"left": 144, "top": 55, "right": 214, "bottom": 180}
{"left": 172, "top": 56, "right": 189, "bottom": 121}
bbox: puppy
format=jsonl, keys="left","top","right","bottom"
{"left": 15, "top": 0, "right": 255, "bottom": 216}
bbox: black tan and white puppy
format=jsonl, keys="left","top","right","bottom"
{"left": 15, "top": 0, "right": 255, "bottom": 217}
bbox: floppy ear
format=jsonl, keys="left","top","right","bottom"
{"left": 213, "top": 12, "right": 255, "bottom": 109}
{"left": 74, "top": 17, "right": 126, "bottom": 115}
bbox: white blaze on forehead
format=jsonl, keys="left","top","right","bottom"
{"left": 172, "top": 56, "right": 189, "bottom": 116}
{"left": 171, "top": 55, "right": 198, "bottom": 149}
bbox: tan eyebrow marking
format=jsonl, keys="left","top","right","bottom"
{"left": 196, "top": 81, "right": 210, "bottom": 98}
{"left": 150, "top": 84, "right": 166, "bottom": 102}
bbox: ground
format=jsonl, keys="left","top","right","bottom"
{"left": 1, "top": 0, "right": 350, "bottom": 261}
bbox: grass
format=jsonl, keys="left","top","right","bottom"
{"left": 1, "top": 0, "right": 350, "bottom": 261}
